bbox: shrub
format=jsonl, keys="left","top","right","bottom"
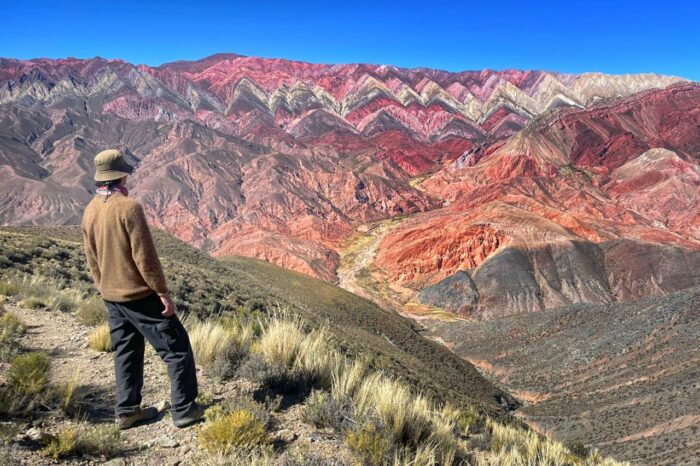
{"left": 185, "top": 317, "right": 252, "bottom": 378}
{"left": 204, "top": 392, "right": 270, "bottom": 426}
{"left": 42, "top": 423, "right": 121, "bottom": 459}
{"left": 255, "top": 316, "right": 338, "bottom": 391}
{"left": 0, "top": 310, "right": 26, "bottom": 343}
{"left": 302, "top": 389, "right": 352, "bottom": 430}
{"left": 47, "top": 289, "right": 83, "bottom": 313}
{"left": 75, "top": 296, "right": 107, "bottom": 326}
{"left": 60, "top": 371, "right": 87, "bottom": 418}
{"left": 19, "top": 297, "right": 48, "bottom": 309}
{"left": 237, "top": 354, "right": 289, "bottom": 390}
{"left": 345, "top": 421, "right": 394, "bottom": 466}
{"left": 87, "top": 324, "right": 113, "bottom": 352}
{"left": 199, "top": 409, "right": 270, "bottom": 454}
{"left": 9, "top": 352, "right": 50, "bottom": 395}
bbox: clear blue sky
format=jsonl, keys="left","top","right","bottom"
{"left": 1, "top": 0, "right": 698, "bottom": 80}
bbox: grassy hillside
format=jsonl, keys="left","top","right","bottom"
{"left": 0, "top": 225, "right": 514, "bottom": 418}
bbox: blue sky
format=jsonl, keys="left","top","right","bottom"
{"left": 1, "top": 0, "right": 698, "bottom": 80}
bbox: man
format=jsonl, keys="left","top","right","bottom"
{"left": 81, "top": 149, "right": 204, "bottom": 429}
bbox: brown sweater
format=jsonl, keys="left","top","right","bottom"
{"left": 81, "top": 194, "right": 168, "bottom": 302}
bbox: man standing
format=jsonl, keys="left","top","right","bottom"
{"left": 81, "top": 149, "right": 203, "bottom": 429}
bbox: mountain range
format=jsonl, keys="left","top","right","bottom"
{"left": 0, "top": 55, "right": 696, "bottom": 299}
{"left": 1, "top": 53, "right": 699, "bottom": 463}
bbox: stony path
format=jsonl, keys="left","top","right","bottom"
{"left": 2, "top": 302, "right": 353, "bottom": 465}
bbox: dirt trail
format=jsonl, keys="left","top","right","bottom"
{"left": 2, "top": 302, "right": 352, "bottom": 465}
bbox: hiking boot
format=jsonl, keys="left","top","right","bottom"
{"left": 116, "top": 406, "right": 158, "bottom": 430}
{"left": 173, "top": 402, "right": 205, "bottom": 428}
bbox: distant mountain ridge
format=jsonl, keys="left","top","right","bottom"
{"left": 0, "top": 53, "right": 695, "bottom": 292}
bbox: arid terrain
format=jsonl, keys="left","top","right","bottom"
{"left": 1, "top": 53, "right": 699, "bottom": 464}
{"left": 426, "top": 288, "right": 700, "bottom": 465}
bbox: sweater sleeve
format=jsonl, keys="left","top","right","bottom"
{"left": 124, "top": 203, "right": 169, "bottom": 295}
{"left": 81, "top": 223, "right": 102, "bottom": 286}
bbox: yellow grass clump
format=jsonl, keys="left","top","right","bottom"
{"left": 185, "top": 316, "right": 254, "bottom": 367}
{"left": 256, "top": 316, "right": 338, "bottom": 388}
{"left": 87, "top": 324, "right": 113, "bottom": 352}
{"left": 199, "top": 409, "right": 269, "bottom": 454}
{"left": 75, "top": 296, "right": 108, "bottom": 326}
{"left": 0, "top": 309, "right": 27, "bottom": 343}
{"left": 42, "top": 423, "right": 121, "bottom": 459}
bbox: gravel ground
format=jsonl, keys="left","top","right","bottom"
{"left": 0, "top": 300, "right": 355, "bottom": 465}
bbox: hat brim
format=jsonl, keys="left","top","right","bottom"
{"left": 94, "top": 159, "right": 134, "bottom": 181}
{"left": 94, "top": 169, "right": 132, "bottom": 182}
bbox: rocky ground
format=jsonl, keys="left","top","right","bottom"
{"left": 426, "top": 287, "right": 700, "bottom": 465}
{"left": 0, "top": 300, "right": 355, "bottom": 465}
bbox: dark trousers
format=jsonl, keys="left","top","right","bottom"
{"left": 104, "top": 293, "right": 198, "bottom": 421}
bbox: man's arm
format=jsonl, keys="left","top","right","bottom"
{"left": 124, "top": 202, "right": 169, "bottom": 296}
{"left": 81, "top": 224, "right": 102, "bottom": 286}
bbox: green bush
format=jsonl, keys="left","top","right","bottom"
{"left": 302, "top": 389, "right": 352, "bottom": 430}
{"left": 345, "top": 421, "right": 394, "bottom": 466}
{"left": 9, "top": 352, "right": 51, "bottom": 395}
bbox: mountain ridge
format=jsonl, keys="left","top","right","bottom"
{"left": 0, "top": 54, "right": 697, "bottom": 302}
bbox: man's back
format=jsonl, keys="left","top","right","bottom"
{"left": 81, "top": 194, "right": 167, "bottom": 302}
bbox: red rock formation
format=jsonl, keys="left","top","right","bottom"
{"left": 378, "top": 84, "right": 700, "bottom": 316}
{"left": 0, "top": 54, "right": 692, "bottom": 284}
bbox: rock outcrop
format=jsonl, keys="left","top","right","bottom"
{"left": 376, "top": 84, "right": 700, "bottom": 317}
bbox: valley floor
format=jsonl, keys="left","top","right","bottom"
{"left": 426, "top": 288, "right": 700, "bottom": 466}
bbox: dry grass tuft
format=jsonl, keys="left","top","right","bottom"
{"left": 60, "top": 371, "right": 87, "bottom": 418}
{"left": 345, "top": 421, "right": 394, "bottom": 466}
{"left": 0, "top": 309, "right": 26, "bottom": 343}
{"left": 19, "top": 297, "right": 48, "bottom": 309}
{"left": 75, "top": 296, "right": 108, "bottom": 326}
{"left": 42, "top": 423, "right": 121, "bottom": 459}
{"left": 87, "top": 324, "right": 113, "bottom": 352}
{"left": 477, "top": 420, "right": 632, "bottom": 466}
{"left": 185, "top": 316, "right": 254, "bottom": 381}
{"left": 0, "top": 351, "right": 51, "bottom": 415}
{"left": 255, "top": 316, "right": 338, "bottom": 390}
{"left": 4, "top": 274, "right": 84, "bottom": 313}
{"left": 9, "top": 351, "right": 51, "bottom": 396}
{"left": 187, "top": 318, "right": 235, "bottom": 365}
{"left": 199, "top": 409, "right": 269, "bottom": 454}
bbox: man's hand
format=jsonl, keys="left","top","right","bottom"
{"left": 159, "top": 293, "right": 176, "bottom": 317}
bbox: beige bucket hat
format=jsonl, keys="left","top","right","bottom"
{"left": 94, "top": 149, "right": 134, "bottom": 182}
